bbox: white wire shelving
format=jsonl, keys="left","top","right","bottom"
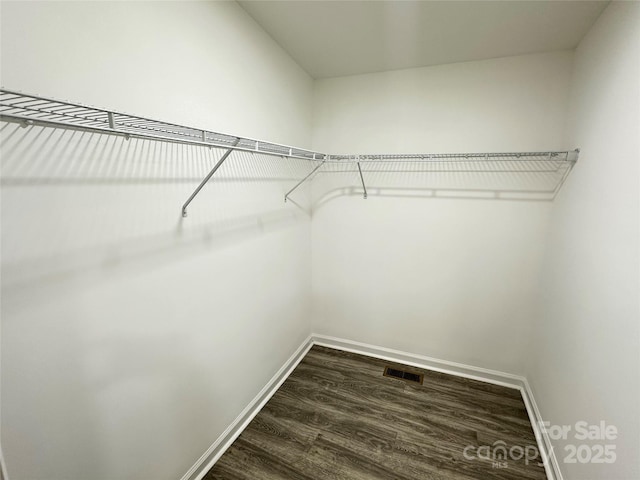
{"left": 0, "top": 88, "right": 579, "bottom": 215}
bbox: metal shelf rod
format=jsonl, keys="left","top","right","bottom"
{"left": 0, "top": 89, "right": 581, "bottom": 214}
{"left": 0, "top": 88, "right": 326, "bottom": 162}
{"left": 284, "top": 161, "right": 326, "bottom": 202}
{"left": 0, "top": 112, "right": 322, "bottom": 162}
{"left": 181, "top": 140, "right": 239, "bottom": 218}
{"left": 357, "top": 161, "right": 367, "bottom": 199}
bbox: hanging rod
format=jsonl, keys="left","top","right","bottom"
{"left": 0, "top": 89, "right": 579, "bottom": 215}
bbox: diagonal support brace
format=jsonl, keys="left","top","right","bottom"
{"left": 357, "top": 161, "right": 367, "bottom": 199}
{"left": 284, "top": 161, "right": 325, "bottom": 202}
{"left": 181, "top": 142, "right": 237, "bottom": 217}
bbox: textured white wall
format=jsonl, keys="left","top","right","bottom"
{"left": 526, "top": 3, "right": 640, "bottom": 479}
{"left": 0, "top": 2, "right": 313, "bottom": 480}
{"left": 311, "top": 52, "right": 574, "bottom": 374}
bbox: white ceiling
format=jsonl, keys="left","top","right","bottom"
{"left": 238, "top": 0, "right": 608, "bottom": 79}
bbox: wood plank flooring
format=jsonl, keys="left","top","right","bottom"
{"left": 204, "top": 346, "right": 547, "bottom": 480}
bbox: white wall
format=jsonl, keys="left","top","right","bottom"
{"left": 312, "top": 51, "right": 573, "bottom": 154}
{"left": 311, "top": 51, "right": 574, "bottom": 374}
{"left": 0, "top": 2, "right": 314, "bottom": 480}
{"left": 3, "top": 3, "right": 637, "bottom": 480}
{"left": 526, "top": 3, "right": 640, "bottom": 479}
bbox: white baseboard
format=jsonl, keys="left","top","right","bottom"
{"left": 521, "top": 378, "right": 564, "bottom": 480}
{"left": 313, "top": 334, "right": 560, "bottom": 480}
{"left": 312, "top": 334, "right": 526, "bottom": 390}
{"left": 182, "top": 333, "right": 560, "bottom": 480}
{"left": 180, "top": 334, "right": 314, "bottom": 480}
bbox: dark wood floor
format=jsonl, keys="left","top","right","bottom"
{"left": 205, "top": 346, "right": 546, "bottom": 480}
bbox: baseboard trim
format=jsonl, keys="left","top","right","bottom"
{"left": 521, "top": 378, "right": 564, "bottom": 480}
{"left": 181, "top": 334, "right": 314, "bottom": 480}
{"left": 311, "top": 334, "right": 525, "bottom": 390}
{"left": 312, "top": 334, "right": 558, "bottom": 480}
{"left": 182, "top": 333, "right": 559, "bottom": 480}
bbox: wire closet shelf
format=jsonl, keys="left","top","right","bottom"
{"left": 0, "top": 88, "right": 579, "bottom": 214}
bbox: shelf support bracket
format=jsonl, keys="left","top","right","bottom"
{"left": 284, "top": 161, "right": 325, "bottom": 202}
{"left": 357, "top": 161, "right": 367, "bottom": 199}
{"left": 181, "top": 140, "right": 238, "bottom": 217}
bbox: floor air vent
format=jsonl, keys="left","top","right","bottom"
{"left": 383, "top": 366, "right": 424, "bottom": 384}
